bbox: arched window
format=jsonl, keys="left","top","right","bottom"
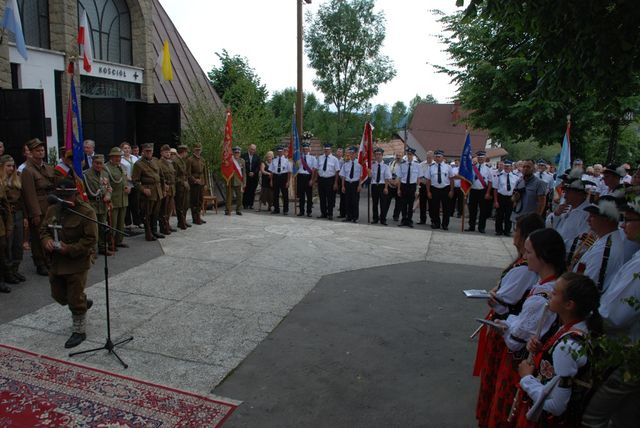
{"left": 10, "top": 0, "right": 50, "bottom": 49}
{"left": 78, "top": 0, "right": 132, "bottom": 65}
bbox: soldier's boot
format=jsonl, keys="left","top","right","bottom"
{"left": 159, "top": 217, "right": 169, "bottom": 235}
{"left": 4, "top": 261, "right": 20, "bottom": 284}
{"left": 164, "top": 217, "right": 172, "bottom": 235}
{"left": 12, "top": 263, "right": 26, "bottom": 282}
{"left": 151, "top": 218, "right": 165, "bottom": 239}
{"left": 65, "top": 314, "right": 87, "bottom": 349}
{"left": 193, "top": 212, "right": 203, "bottom": 225}
{"left": 177, "top": 213, "right": 187, "bottom": 230}
{"left": 144, "top": 220, "right": 155, "bottom": 241}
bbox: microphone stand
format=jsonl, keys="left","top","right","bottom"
{"left": 64, "top": 204, "right": 133, "bottom": 369}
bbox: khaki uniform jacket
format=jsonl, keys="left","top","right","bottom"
{"left": 21, "top": 159, "right": 55, "bottom": 219}
{"left": 40, "top": 200, "right": 98, "bottom": 275}
{"left": 132, "top": 157, "right": 164, "bottom": 201}
{"left": 230, "top": 158, "right": 247, "bottom": 187}
{"left": 0, "top": 184, "right": 12, "bottom": 237}
{"left": 105, "top": 163, "right": 129, "bottom": 209}
{"left": 159, "top": 159, "right": 176, "bottom": 197}
{"left": 83, "top": 169, "right": 111, "bottom": 215}
{"left": 173, "top": 156, "right": 189, "bottom": 192}
{"left": 186, "top": 155, "right": 205, "bottom": 184}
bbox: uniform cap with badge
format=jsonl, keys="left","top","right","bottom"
{"left": 108, "top": 147, "right": 123, "bottom": 157}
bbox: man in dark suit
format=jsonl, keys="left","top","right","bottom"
{"left": 242, "top": 144, "right": 260, "bottom": 209}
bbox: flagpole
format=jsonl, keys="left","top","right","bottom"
{"left": 461, "top": 192, "right": 466, "bottom": 233}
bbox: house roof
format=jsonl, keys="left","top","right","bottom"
{"left": 151, "top": 0, "right": 223, "bottom": 124}
{"left": 409, "top": 103, "right": 491, "bottom": 158}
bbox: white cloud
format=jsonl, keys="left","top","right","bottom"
{"left": 159, "top": 0, "right": 461, "bottom": 106}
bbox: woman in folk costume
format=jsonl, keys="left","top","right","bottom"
{"left": 475, "top": 213, "right": 545, "bottom": 427}
{"left": 486, "top": 228, "right": 567, "bottom": 427}
{"left": 514, "top": 273, "right": 602, "bottom": 427}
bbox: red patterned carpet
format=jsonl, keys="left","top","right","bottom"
{"left": 0, "top": 344, "right": 237, "bottom": 427}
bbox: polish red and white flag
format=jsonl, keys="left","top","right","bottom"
{"left": 78, "top": 11, "right": 94, "bottom": 72}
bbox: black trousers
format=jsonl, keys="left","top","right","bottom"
{"left": 419, "top": 183, "right": 429, "bottom": 223}
{"left": 296, "top": 174, "right": 313, "bottom": 214}
{"left": 388, "top": 186, "right": 402, "bottom": 220}
{"left": 344, "top": 181, "right": 359, "bottom": 220}
{"left": 495, "top": 194, "right": 514, "bottom": 234}
{"left": 243, "top": 176, "right": 259, "bottom": 208}
{"left": 125, "top": 187, "right": 141, "bottom": 226}
{"left": 272, "top": 174, "right": 289, "bottom": 213}
{"left": 318, "top": 176, "right": 336, "bottom": 217}
{"left": 449, "top": 187, "right": 464, "bottom": 216}
{"left": 468, "top": 188, "right": 492, "bottom": 231}
{"left": 371, "top": 183, "right": 389, "bottom": 222}
{"left": 338, "top": 187, "right": 346, "bottom": 217}
{"left": 400, "top": 183, "right": 417, "bottom": 224}
{"left": 429, "top": 186, "right": 451, "bottom": 228}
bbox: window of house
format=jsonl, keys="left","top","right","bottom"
{"left": 78, "top": 0, "right": 133, "bottom": 65}
{"left": 8, "top": 0, "right": 50, "bottom": 50}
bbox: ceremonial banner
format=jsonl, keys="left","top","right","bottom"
{"left": 1, "top": 0, "right": 27, "bottom": 60}
{"left": 358, "top": 122, "right": 373, "bottom": 180}
{"left": 458, "top": 133, "right": 474, "bottom": 194}
{"left": 291, "top": 113, "right": 301, "bottom": 174}
{"left": 65, "top": 74, "right": 84, "bottom": 179}
{"left": 220, "top": 111, "right": 240, "bottom": 183}
{"left": 555, "top": 116, "right": 571, "bottom": 191}
{"left": 78, "top": 11, "right": 94, "bottom": 72}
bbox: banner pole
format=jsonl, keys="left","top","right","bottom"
{"left": 461, "top": 192, "right": 466, "bottom": 233}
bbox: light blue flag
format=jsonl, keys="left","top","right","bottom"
{"left": 1, "top": 0, "right": 28, "bottom": 60}
{"left": 555, "top": 121, "right": 571, "bottom": 189}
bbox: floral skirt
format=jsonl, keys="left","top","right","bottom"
{"left": 476, "top": 327, "right": 507, "bottom": 427}
{"left": 485, "top": 347, "right": 522, "bottom": 427}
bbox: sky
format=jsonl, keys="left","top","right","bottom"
{"left": 158, "top": 0, "right": 462, "bottom": 108}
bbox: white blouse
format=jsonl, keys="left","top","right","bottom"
{"left": 492, "top": 264, "right": 539, "bottom": 315}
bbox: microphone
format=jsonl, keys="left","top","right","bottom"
{"left": 47, "top": 194, "right": 74, "bottom": 207}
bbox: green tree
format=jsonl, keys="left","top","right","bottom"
{"left": 208, "top": 50, "right": 277, "bottom": 154}
{"left": 390, "top": 101, "right": 408, "bottom": 129}
{"left": 305, "top": 0, "right": 396, "bottom": 144}
{"left": 370, "top": 104, "right": 392, "bottom": 141}
{"left": 439, "top": 1, "right": 640, "bottom": 162}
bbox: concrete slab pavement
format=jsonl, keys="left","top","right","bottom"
{"left": 0, "top": 209, "right": 515, "bottom": 420}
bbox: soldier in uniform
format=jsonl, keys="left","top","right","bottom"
{"left": 41, "top": 178, "right": 98, "bottom": 348}
{"left": 132, "top": 143, "right": 165, "bottom": 241}
{"left": 186, "top": 143, "right": 206, "bottom": 225}
{"left": 21, "top": 138, "right": 56, "bottom": 275}
{"left": 226, "top": 147, "right": 246, "bottom": 215}
{"left": 158, "top": 144, "right": 176, "bottom": 234}
{"left": 105, "top": 147, "right": 129, "bottom": 250}
{"left": 83, "top": 154, "right": 112, "bottom": 256}
{"left": 0, "top": 173, "right": 12, "bottom": 293}
{"left": 173, "top": 145, "right": 191, "bottom": 229}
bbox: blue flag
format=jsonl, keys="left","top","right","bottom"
{"left": 291, "top": 114, "right": 301, "bottom": 174}
{"left": 1, "top": 0, "right": 28, "bottom": 60}
{"left": 458, "top": 133, "right": 474, "bottom": 194}
{"left": 70, "top": 77, "right": 84, "bottom": 178}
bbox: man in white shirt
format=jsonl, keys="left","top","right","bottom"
{"left": 83, "top": 139, "right": 96, "bottom": 169}
{"left": 398, "top": 147, "right": 420, "bottom": 228}
{"left": 584, "top": 194, "right": 640, "bottom": 427}
{"left": 546, "top": 173, "right": 591, "bottom": 251}
{"left": 493, "top": 159, "right": 518, "bottom": 236}
{"left": 466, "top": 150, "right": 493, "bottom": 233}
{"left": 316, "top": 143, "right": 341, "bottom": 220}
{"left": 574, "top": 198, "right": 626, "bottom": 292}
{"left": 536, "top": 159, "right": 555, "bottom": 215}
{"left": 450, "top": 160, "right": 463, "bottom": 218}
{"left": 339, "top": 147, "right": 363, "bottom": 223}
{"left": 598, "top": 164, "right": 625, "bottom": 197}
{"left": 388, "top": 152, "right": 404, "bottom": 221}
{"left": 336, "top": 148, "right": 346, "bottom": 218}
{"left": 418, "top": 150, "right": 434, "bottom": 225}
{"left": 120, "top": 141, "right": 140, "bottom": 228}
{"left": 268, "top": 146, "right": 291, "bottom": 215}
{"left": 426, "top": 149, "right": 454, "bottom": 230}
{"left": 370, "top": 148, "right": 392, "bottom": 225}
{"left": 296, "top": 143, "right": 317, "bottom": 217}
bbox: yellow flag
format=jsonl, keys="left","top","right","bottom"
{"left": 161, "top": 40, "right": 173, "bottom": 81}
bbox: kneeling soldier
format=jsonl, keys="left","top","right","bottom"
{"left": 41, "top": 179, "right": 98, "bottom": 348}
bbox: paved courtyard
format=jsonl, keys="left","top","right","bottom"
{"left": 0, "top": 209, "right": 516, "bottom": 426}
